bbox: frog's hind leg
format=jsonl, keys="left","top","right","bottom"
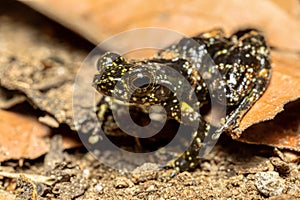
{"left": 217, "top": 69, "right": 271, "bottom": 137}
{"left": 216, "top": 32, "right": 272, "bottom": 135}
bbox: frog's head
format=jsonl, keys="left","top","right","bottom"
{"left": 93, "top": 52, "right": 173, "bottom": 105}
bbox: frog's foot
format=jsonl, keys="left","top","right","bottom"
{"left": 166, "top": 154, "right": 199, "bottom": 177}
{"left": 166, "top": 134, "right": 203, "bottom": 177}
{"left": 165, "top": 120, "right": 208, "bottom": 177}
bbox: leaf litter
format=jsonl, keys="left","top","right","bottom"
{"left": 1, "top": 0, "right": 300, "bottom": 199}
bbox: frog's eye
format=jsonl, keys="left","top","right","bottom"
{"left": 129, "top": 71, "right": 154, "bottom": 93}
{"left": 133, "top": 76, "right": 150, "bottom": 88}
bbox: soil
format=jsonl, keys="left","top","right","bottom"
{"left": 0, "top": 1, "right": 300, "bottom": 199}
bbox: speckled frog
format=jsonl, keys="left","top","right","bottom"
{"left": 93, "top": 29, "right": 271, "bottom": 173}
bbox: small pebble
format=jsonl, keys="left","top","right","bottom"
{"left": 115, "top": 177, "right": 134, "bottom": 188}
{"left": 94, "top": 183, "right": 103, "bottom": 192}
{"left": 254, "top": 171, "right": 285, "bottom": 197}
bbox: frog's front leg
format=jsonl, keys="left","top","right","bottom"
{"left": 163, "top": 100, "right": 209, "bottom": 173}
{"left": 95, "top": 97, "right": 119, "bottom": 135}
{"left": 166, "top": 120, "right": 209, "bottom": 174}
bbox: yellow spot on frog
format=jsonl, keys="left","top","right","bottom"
{"left": 258, "top": 68, "right": 269, "bottom": 78}
{"left": 180, "top": 101, "right": 194, "bottom": 113}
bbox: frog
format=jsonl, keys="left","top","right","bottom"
{"left": 92, "top": 28, "right": 272, "bottom": 173}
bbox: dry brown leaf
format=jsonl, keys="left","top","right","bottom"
{"left": 233, "top": 51, "right": 300, "bottom": 137}
{"left": 0, "top": 109, "right": 50, "bottom": 161}
{"left": 271, "top": 0, "right": 300, "bottom": 20}
{"left": 238, "top": 100, "right": 300, "bottom": 151}
{"left": 235, "top": 51, "right": 300, "bottom": 150}
{"left": 21, "top": 0, "right": 300, "bottom": 51}
{"left": 0, "top": 110, "right": 80, "bottom": 162}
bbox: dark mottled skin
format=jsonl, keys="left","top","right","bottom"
{"left": 93, "top": 29, "right": 271, "bottom": 174}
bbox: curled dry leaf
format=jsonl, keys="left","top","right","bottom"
{"left": 239, "top": 99, "right": 300, "bottom": 152}
{"left": 21, "top": 0, "right": 300, "bottom": 51}
{"left": 0, "top": 110, "right": 80, "bottom": 162}
{"left": 270, "top": 0, "right": 300, "bottom": 20}
{"left": 233, "top": 51, "right": 300, "bottom": 137}
{"left": 0, "top": 109, "right": 51, "bottom": 162}
{"left": 236, "top": 53, "right": 300, "bottom": 151}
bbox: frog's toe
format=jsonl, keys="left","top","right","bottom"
{"left": 166, "top": 155, "right": 197, "bottom": 175}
